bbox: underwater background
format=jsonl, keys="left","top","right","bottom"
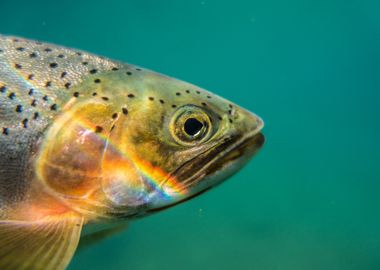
{"left": 1, "top": 0, "right": 379, "bottom": 269}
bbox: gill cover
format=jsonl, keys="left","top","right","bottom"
{"left": 36, "top": 99, "right": 147, "bottom": 215}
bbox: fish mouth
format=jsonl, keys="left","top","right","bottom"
{"left": 204, "top": 131, "right": 265, "bottom": 179}
{"left": 177, "top": 131, "right": 264, "bottom": 189}
{"left": 165, "top": 128, "right": 265, "bottom": 193}
{"left": 146, "top": 130, "right": 264, "bottom": 214}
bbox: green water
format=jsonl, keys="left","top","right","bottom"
{"left": 2, "top": 0, "right": 380, "bottom": 269}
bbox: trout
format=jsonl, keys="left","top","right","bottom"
{"left": 0, "top": 35, "right": 264, "bottom": 270}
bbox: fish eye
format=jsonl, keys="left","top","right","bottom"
{"left": 170, "top": 105, "right": 213, "bottom": 146}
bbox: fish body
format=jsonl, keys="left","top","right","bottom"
{"left": 0, "top": 35, "right": 264, "bottom": 269}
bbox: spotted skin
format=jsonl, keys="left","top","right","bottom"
{"left": 0, "top": 35, "right": 264, "bottom": 269}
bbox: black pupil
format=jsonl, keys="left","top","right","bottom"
{"left": 184, "top": 118, "right": 204, "bottom": 136}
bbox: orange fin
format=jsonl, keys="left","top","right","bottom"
{"left": 0, "top": 213, "right": 84, "bottom": 270}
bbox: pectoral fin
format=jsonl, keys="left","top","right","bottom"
{"left": 0, "top": 213, "right": 84, "bottom": 270}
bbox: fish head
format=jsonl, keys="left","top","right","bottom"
{"left": 36, "top": 69, "right": 264, "bottom": 218}
{"left": 100, "top": 71, "right": 265, "bottom": 214}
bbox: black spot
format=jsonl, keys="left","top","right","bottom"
{"left": 94, "top": 79, "right": 101, "bottom": 83}
{"left": 90, "top": 69, "right": 97, "bottom": 74}
{"left": 176, "top": 92, "right": 181, "bottom": 96}
{"left": 16, "top": 47, "right": 25, "bottom": 51}
{"left": 229, "top": 104, "right": 233, "bottom": 109}
{"left": 229, "top": 119, "right": 233, "bottom": 123}
{"left": 50, "top": 104, "right": 57, "bottom": 111}
{"left": 127, "top": 94, "right": 135, "bottom": 98}
{"left": 44, "top": 48, "right": 52, "bottom": 52}
{"left": 95, "top": 126, "right": 103, "bottom": 133}
{"left": 159, "top": 99, "right": 165, "bottom": 104}
{"left": 76, "top": 52, "right": 82, "bottom": 56}
{"left": 58, "top": 54, "right": 65, "bottom": 58}
{"left": 43, "top": 95, "right": 48, "bottom": 101}
{"left": 112, "top": 67, "right": 119, "bottom": 71}
{"left": 8, "top": 92, "right": 15, "bottom": 99}
{"left": 112, "top": 113, "right": 118, "bottom": 119}
{"left": 82, "top": 61, "right": 88, "bottom": 65}
{"left": 2, "top": 128, "right": 9, "bottom": 135}
{"left": 12, "top": 38, "right": 19, "bottom": 42}
{"left": 31, "top": 99, "right": 37, "bottom": 107}
{"left": 45, "top": 81, "right": 52, "bottom": 87}
{"left": 33, "top": 112, "right": 39, "bottom": 120}
{"left": 61, "top": 72, "right": 67, "bottom": 78}
{"left": 27, "top": 74, "right": 34, "bottom": 80}
{"left": 73, "top": 92, "right": 79, "bottom": 97}
{"left": 64, "top": 82, "right": 71, "bottom": 89}
{"left": 49, "top": 63, "right": 58, "bottom": 68}
{"left": 136, "top": 68, "right": 142, "bottom": 71}
{"left": 218, "top": 115, "right": 223, "bottom": 121}
{"left": 92, "top": 92, "right": 98, "bottom": 96}
{"left": 122, "top": 108, "right": 128, "bottom": 115}
{"left": 15, "top": 105, "right": 23, "bottom": 113}
{"left": 14, "top": 64, "right": 22, "bottom": 69}
{"left": 126, "top": 71, "right": 132, "bottom": 76}
{"left": 0, "top": 85, "right": 6, "bottom": 93}
{"left": 228, "top": 110, "right": 232, "bottom": 115}
{"left": 207, "top": 95, "right": 212, "bottom": 99}
{"left": 29, "top": 52, "right": 37, "bottom": 58}
{"left": 196, "top": 91, "right": 201, "bottom": 94}
{"left": 22, "top": 118, "right": 28, "bottom": 128}
{"left": 186, "top": 90, "right": 190, "bottom": 94}
{"left": 28, "top": 89, "right": 34, "bottom": 96}
{"left": 201, "top": 102, "right": 207, "bottom": 107}
{"left": 172, "top": 105, "right": 177, "bottom": 108}
{"left": 0, "top": 49, "right": 3, "bottom": 53}
{"left": 148, "top": 97, "right": 154, "bottom": 101}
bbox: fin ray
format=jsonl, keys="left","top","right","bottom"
{"left": 0, "top": 214, "right": 84, "bottom": 270}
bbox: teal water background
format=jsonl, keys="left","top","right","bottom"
{"left": 1, "top": 1, "right": 380, "bottom": 269}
